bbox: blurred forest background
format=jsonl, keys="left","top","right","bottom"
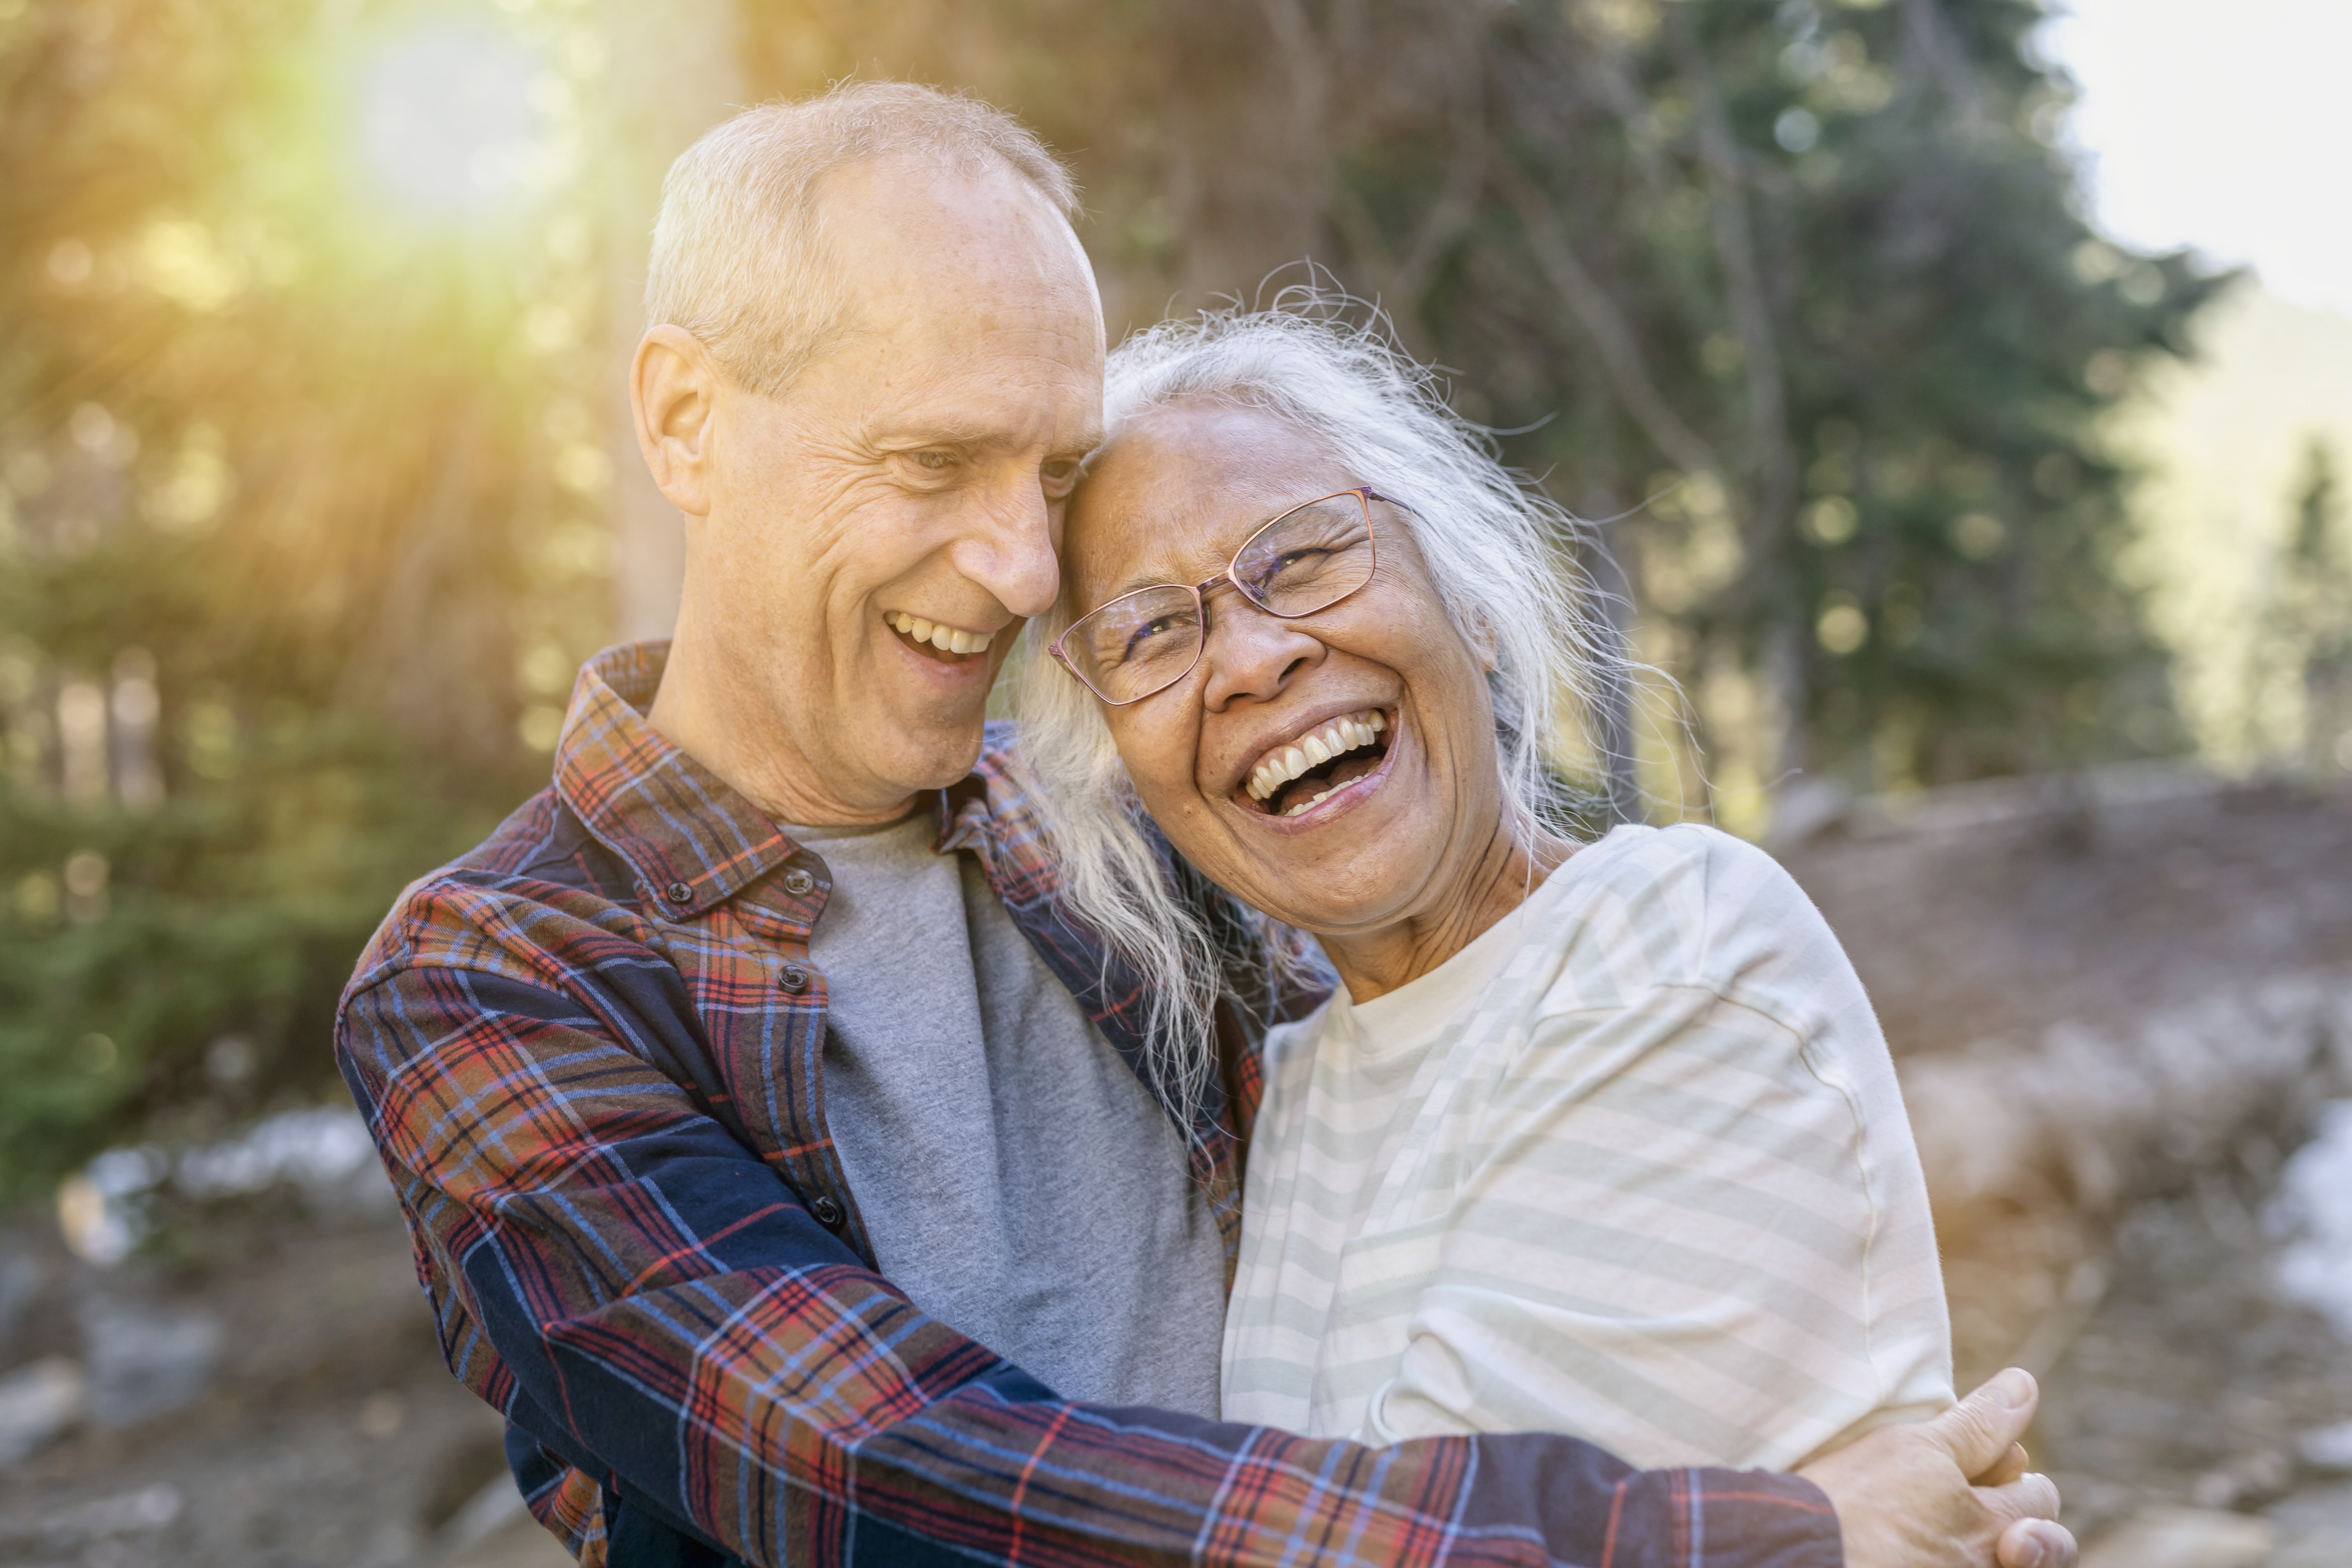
{"left": 3, "top": 0, "right": 2349, "bottom": 1205}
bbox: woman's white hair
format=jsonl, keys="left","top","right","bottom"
{"left": 1009, "top": 294, "right": 1630, "bottom": 1128}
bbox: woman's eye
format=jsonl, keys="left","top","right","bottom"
{"left": 907, "top": 450, "right": 957, "bottom": 472}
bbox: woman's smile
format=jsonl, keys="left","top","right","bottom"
{"left": 1229, "top": 705, "right": 1392, "bottom": 818}
{"left": 1057, "top": 398, "right": 1543, "bottom": 983}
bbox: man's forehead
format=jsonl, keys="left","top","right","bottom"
{"left": 808, "top": 165, "right": 1106, "bottom": 453}
{"left": 823, "top": 156, "right": 1098, "bottom": 320}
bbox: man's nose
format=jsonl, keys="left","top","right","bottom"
{"left": 1198, "top": 591, "right": 1325, "bottom": 712}
{"left": 946, "top": 480, "right": 1061, "bottom": 620}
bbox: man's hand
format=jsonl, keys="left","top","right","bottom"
{"left": 1799, "top": 1369, "right": 2076, "bottom": 1568}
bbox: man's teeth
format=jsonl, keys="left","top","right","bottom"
{"left": 1243, "top": 709, "right": 1388, "bottom": 802}
{"left": 890, "top": 612, "right": 992, "bottom": 655}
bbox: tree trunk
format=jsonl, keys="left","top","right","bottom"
{"left": 598, "top": 0, "right": 745, "bottom": 645}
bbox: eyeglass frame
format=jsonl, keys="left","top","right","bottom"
{"left": 1045, "top": 485, "right": 1394, "bottom": 707}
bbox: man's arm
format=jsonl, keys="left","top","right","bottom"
{"left": 338, "top": 959, "right": 1844, "bottom": 1568}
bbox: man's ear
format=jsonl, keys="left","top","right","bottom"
{"left": 632, "top": 325, "right": 722, "bottom": 518}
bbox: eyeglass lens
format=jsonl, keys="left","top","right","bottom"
{"left": 1060, "top": 491, "right": 1377, "bottom": 705}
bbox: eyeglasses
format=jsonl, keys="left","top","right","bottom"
{"left": 1047, "top": 487, "right": 1388, "bottom": 706}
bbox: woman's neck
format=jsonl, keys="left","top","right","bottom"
{"left": 1318, "top": 818, "right": 1576, "bottom": 1005}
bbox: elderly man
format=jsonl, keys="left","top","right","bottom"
{"left": 336, "top": 84, "right": 2071, "bottom": 1568}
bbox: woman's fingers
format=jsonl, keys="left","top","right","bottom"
{"left": 1922, "top": 1369, "right": 2040, "bottom": 1478}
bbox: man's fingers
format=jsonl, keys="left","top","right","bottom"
{"left": 1981, "top": 1470, "right": 2062, "bottom": 1530}
{"left": 1996, "top": 1517, "right": 2077, "bottom": 1568}
{"left": 1923, "top": 1368, "right": 2039, "bottom": 1476}
{"left": 1975, "top": 1441, "right": 2030, "bottom": 1488}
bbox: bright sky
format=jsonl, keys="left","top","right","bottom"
{"left": 2041, "top": 0, "right": 2352, "bottom": 319}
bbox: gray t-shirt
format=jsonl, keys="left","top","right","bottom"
{"left": 789, "top": 807, "right": 1226, "bottom": 1417}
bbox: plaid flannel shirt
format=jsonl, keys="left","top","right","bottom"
{"left": 334, "top": 641, "right": 1842, "bottom": 1568}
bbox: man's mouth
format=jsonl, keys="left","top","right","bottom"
{"left": 1239, "top": 708, "right": 1392, "bottom": 818}
{"left": 886, "top": 611, "right": 995, "bottom": 662}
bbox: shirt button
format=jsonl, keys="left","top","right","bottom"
{"left": 664, "top": 881, "right": 693, "bottom": 905}
{"left": 782, "top": 868, "right": 815, "bottom": 896}
{"left": 778, "top": 964, "right": 811, "bottom": 993}
{"left": 809, "top": 1195, "right": 843, "bottom": 1229}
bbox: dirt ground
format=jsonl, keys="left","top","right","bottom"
{"left": 1785, "top": 769, "right": 2352, "bottom": 1564}
{"left": 0, "top": 1204, "right": 566, "bottom": 1568}
{"left": 1778, "top": 767, "right": 2352, "bottom": 1063}
{"left": 2, "top": 766, "right": 2349, "bottom": 1566}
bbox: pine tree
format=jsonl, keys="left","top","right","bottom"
{"left": 2270, "top": 439, "right": 2352, "bottom": 775}
{"left": 0, "top": 0, "right": 604, "bottom": 1196}
{"left": 743, "top": 0, "right": 2221, "bottom": 810}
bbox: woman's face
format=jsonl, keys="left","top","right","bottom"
{"left": 1064, "top": 400, "right": 1508, "bottom": 939}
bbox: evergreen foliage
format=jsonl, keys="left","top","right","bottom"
{"left": 2268, "top": 438, "right": 2352, "bottom": 774}
{"left": 0, "top": 0, "right": 597, "bottom": 1199}
{"left": 2, "top": 0, "right": 2227, "bottom": 1196}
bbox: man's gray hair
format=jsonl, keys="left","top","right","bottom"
{"left": 1009, "top": 298, "right": 1630, "bottom": 1127}
{"left": 645, "top": 82, "right": 1081, "bottom": 396}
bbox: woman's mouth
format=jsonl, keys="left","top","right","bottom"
{"left": 1238, "top": 708, "right": 1392, "bottom": 817}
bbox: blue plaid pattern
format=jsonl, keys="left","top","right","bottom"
{"left": 334, "top": 641, "right": 1842, "bottom": 1568}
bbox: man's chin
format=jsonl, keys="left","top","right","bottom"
{"left": 871, "top": 712, "right": 992, "bottom": 795}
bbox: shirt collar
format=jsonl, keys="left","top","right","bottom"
{"left": 553, "top": 641, "right": 800, "bottom": 916}
{"left": 555, "top": 641, "right": 1020, "bottom": 916}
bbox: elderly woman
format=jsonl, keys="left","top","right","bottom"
{"left": 1011, "top": 305, "right": 1954, "bottom": 1470}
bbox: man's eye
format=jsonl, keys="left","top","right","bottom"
{"left": 908, "top": 450, "right": 957, "bottom": 472}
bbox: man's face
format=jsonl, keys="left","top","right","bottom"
{"left": 689, "top": 157, "right": 1104, "bottom": 815}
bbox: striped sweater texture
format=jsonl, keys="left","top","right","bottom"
{"left": 1220, "top": 823, "right": 1954, "bottom": 1469}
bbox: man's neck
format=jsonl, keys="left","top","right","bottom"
{"left": 647, "top": 617, "right": 916, "bottom": 829}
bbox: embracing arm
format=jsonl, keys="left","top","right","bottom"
{"left": 337, "top": 959, "right": 1844, "bottom": 1568}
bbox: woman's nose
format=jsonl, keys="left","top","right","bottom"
{"left": 1198, "top": 591, "right": 1325, "bottom": 711}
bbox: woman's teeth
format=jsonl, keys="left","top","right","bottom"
{"left": 1244, "top": 709, "right": 1387, "bottom": 803}
{"left": 890, "top": 613, "right": 992, "bottom": 655}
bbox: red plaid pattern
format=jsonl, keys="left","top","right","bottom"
{"left": 335, "top": 641, "right": 1842, "bottom": 1568}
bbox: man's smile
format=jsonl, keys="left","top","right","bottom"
{"left": 885, "top": 609, "right": 998, "bottom": 662}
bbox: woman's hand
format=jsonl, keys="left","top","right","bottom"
{"left": 1798, "top": 1369, "right": 2075, "bottom": 1568}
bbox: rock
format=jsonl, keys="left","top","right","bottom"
{"left": 2272, "top": 1101, "right": 2352, "bottom": 1339}
{"left": 1899, "top": 976, "right": 2352, "bottom": 1380}
{"left": 2269, "top": 1480, "right": 2352, "bottom": 1537}
{"left": 438, "top": 1475, "right": 529, "bottom": 1555}
{"left": 1767, "top": 776, "right": 1852, "bottom": 848}
{"left": 437, "top": 1476, "right": 575, "bottom": 1568}
{"left": 2265, "top": 1532, "right": 2352, "bottom": 1568}
{"left": 82, "top": 1299, "right": 221, "bottom": 1428}
{"left": 2079, "top": 1506, "right": 2274, "bottom": 1568}
{"left": 0, "top": 1241, "right": 44, "bottom": 1347}
{"left": 2298, "top": 1419, "right": 2352, "bottom": 1471}
{"left": 0, "top": 1356, "right": 87, "bottom": 1464}
{"left": 27, "top": 1482, "right": 184, "bottom": 1551}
